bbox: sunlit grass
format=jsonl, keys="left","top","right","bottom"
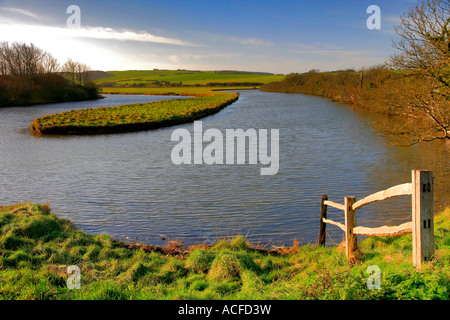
{"left": 1, "top": 203, "right": 450, "bottom": 300}
{"left": 30, "top": 88, "right": 238, "bottom": 135}
{"left": 94, "top": 70, "right": 284, "bottom": 87}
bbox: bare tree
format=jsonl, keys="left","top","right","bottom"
{"left": 386, "top": 0, "right": 450, "bottom": 144}
{"left": 41, "top": 52, "right": 60, "bottom": 74}
{"left": 0, "top": 42, "right": 9, "bottom": 75}
{"left": 61, "top": 58, "right": 92, "bottom": 86}
{"left": 23, "top": 43, "right": 46, "bottom": 78}
{"left": 0, "top": 43, "right": 93, "bottom": 86}
{"left": 390, "top": 0, "right": 450, "bottom": 86}
{"left": 76, "top": 62, "right": 92, "bottom": 86}
{"left": 0, "top": 42, "right": 47, "bottom": 78}
{"left": 61, "top": 58, "right": 78, "bottom": 87}
{"left": 0, "top": 42, "right": 16, "bottom": 76}
{"left": 0, "top": 41, "right": 98, "bottom": 106}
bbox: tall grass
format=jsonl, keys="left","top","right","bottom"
{"left": 1, "top": 203, "right": 450, "bottom": 300}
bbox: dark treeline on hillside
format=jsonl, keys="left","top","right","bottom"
{"left": 0, "top": 42, "right": 100, "bottom": 107}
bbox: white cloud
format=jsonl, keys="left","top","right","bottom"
{"left": 0, "top": 21, "right": 195, "bottom": 71}
{"left": 0, "top": 8, "right": 198, "bottom": 70}
{"left": 0, "top": 22, "right": 194, "bottom": 46}
{"left": 166, "top": 53, "right": 236, "bottom": 68}
{"left": 190, "top": 53, "right": 235, "bottom": 59}
{"left": 384, "top": 15, "right": 402, "bottom": 26}
{"left": 228, "top": 36, "right": 273, "bottom": 46}
{"left": 168, "top": 53, "right": 234, "bottom": 63}
{"left": 290, "top": 43, "right": 367, "bottom": 57}
{"left": 295, "top": 49, "right": 366, "bottom": 56}
{"left": 0, "top": 7, "right": 42, "bottom": 20}
{"left": 168, "top": 55, "right": 182, "bottom": 64}
{"left": 74, "top": 26, "right": 194, "bottom": 45}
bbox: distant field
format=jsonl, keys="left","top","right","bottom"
{"left": 98, "top": 87, "right": 251, "bottom": 95}
{"left": 93, "top": 70, "right": 285, "bottom": 87}
{"left": 31, "top": 70, "right": 284, "bottom": 135}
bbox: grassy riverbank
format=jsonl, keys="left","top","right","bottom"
{"left": 30, "top": 88, "right": 238, "bottom": 135}
{"left": 260, "top": 68, "right": 394, "bottom": 112}
{"left": 1, "top": 202, "right": 450, "bottom": 300}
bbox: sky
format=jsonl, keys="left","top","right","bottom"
{"left": 0, "top": 0, "right": 417, "bottom": 74}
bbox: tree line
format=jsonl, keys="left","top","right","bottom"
{"left": 0, "top": 42, "right": 99, "bottom": 107}
{"left": 262, "top": 0, "right": 450, "bottom": 146}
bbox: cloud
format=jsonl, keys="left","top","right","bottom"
{"left": 168, "top": 55, "right": 182, "bottom": 64}
{"left": 190, "top": 53, "right": 235, "bottom": 59}
{"left": 0, "top": 7, "right": 192, "bottom": 46}
{"left": 74, "top": 26, "right": 194, "bottom": 46}
{"left": 290, "top": 43, "right": 367, "bottom": 57}
{"left": 384, "top": 15, "right": 402, "bottom": 27}
{"left": 228, "top": 36, "right": 273, "bottom": 46}
{"left": 168, "top": 53, "right": 234, "bottom": 64}
{"left": 0, "top": 7, "right": 42, "bottom": 20}
{"left": 0, "top": 21, "right": 194, "bottom": 46}
{"left": 295, "top": 49, "right": 366, "bottom": 56}
{"left": 0, "top": 17, "right": 196, "bottom": 71}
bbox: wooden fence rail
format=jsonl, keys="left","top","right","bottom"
{"left": 319, "top": 170, "right": 434, "bottom": 269}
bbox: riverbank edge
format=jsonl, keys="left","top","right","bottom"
{"left": 1, "top": 94, "right": 105, "bottom": 109}
{"left": 259, "top": 82, "right": 381, "bottom": 115}
{"left": 2, "top": 202, "right": 450, "bottom": 300}
{"left": 30, "top": 90, "right": 239, "bottom": 135}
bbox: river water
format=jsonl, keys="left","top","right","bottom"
{"left": 0, "top": 90, "right": 448, "bottom": 247}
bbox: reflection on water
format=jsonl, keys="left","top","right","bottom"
{"left": 0, "top": 91, "right": 448, "bottom": 247}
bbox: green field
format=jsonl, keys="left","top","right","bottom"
{"left": 93, "top": 70, "right": 284, "bottom": 87}
{"left": 29, "top": 69, "right": 284, "bottom": 135}
{"left": 1, "top": 202, "right": 450, "bottom": 300}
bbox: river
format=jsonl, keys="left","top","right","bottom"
{"left": 0, "top": 90, "right": 448, "bottom": 247}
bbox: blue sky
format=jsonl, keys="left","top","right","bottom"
{"left": 0, "top": 0, "right": 416, "bottom": 73}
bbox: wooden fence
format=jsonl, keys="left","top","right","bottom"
{"left": 319, "top": 170, "right": 434, "bottom": 269}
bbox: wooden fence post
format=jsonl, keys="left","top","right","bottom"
{"left": 345, "top": 196, "right": 357, "bottom": 261}
{"left": 319, "top": 195, "right": 328, "bottom": 246}
{"left": 412, "top": 170, "right": 434, "bottom": 269}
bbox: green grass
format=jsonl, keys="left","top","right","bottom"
{"left": 30, "top": 88, "right": 238, "bottom": 135}
{"left": 1, "top": 202, "right": 450, "bottom": 300}
{"left": 31, "top": 70, "right": 277, "bottom": 135}
{"left": 94, "top": 70, "right": 284, "bottom": 87}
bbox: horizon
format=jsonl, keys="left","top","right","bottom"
{"left": 0, "top": 0, "right": 414, "bottom": 74}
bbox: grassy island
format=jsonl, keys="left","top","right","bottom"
{"left": 1, "top": 202, "right": 450, "bottom": 300}
{"left": 30, "top": 89, "right": 238, "bottom": 135}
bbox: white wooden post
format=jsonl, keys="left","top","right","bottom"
{"left": 412, "top": 170, "right": 434, "bottom": 269}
